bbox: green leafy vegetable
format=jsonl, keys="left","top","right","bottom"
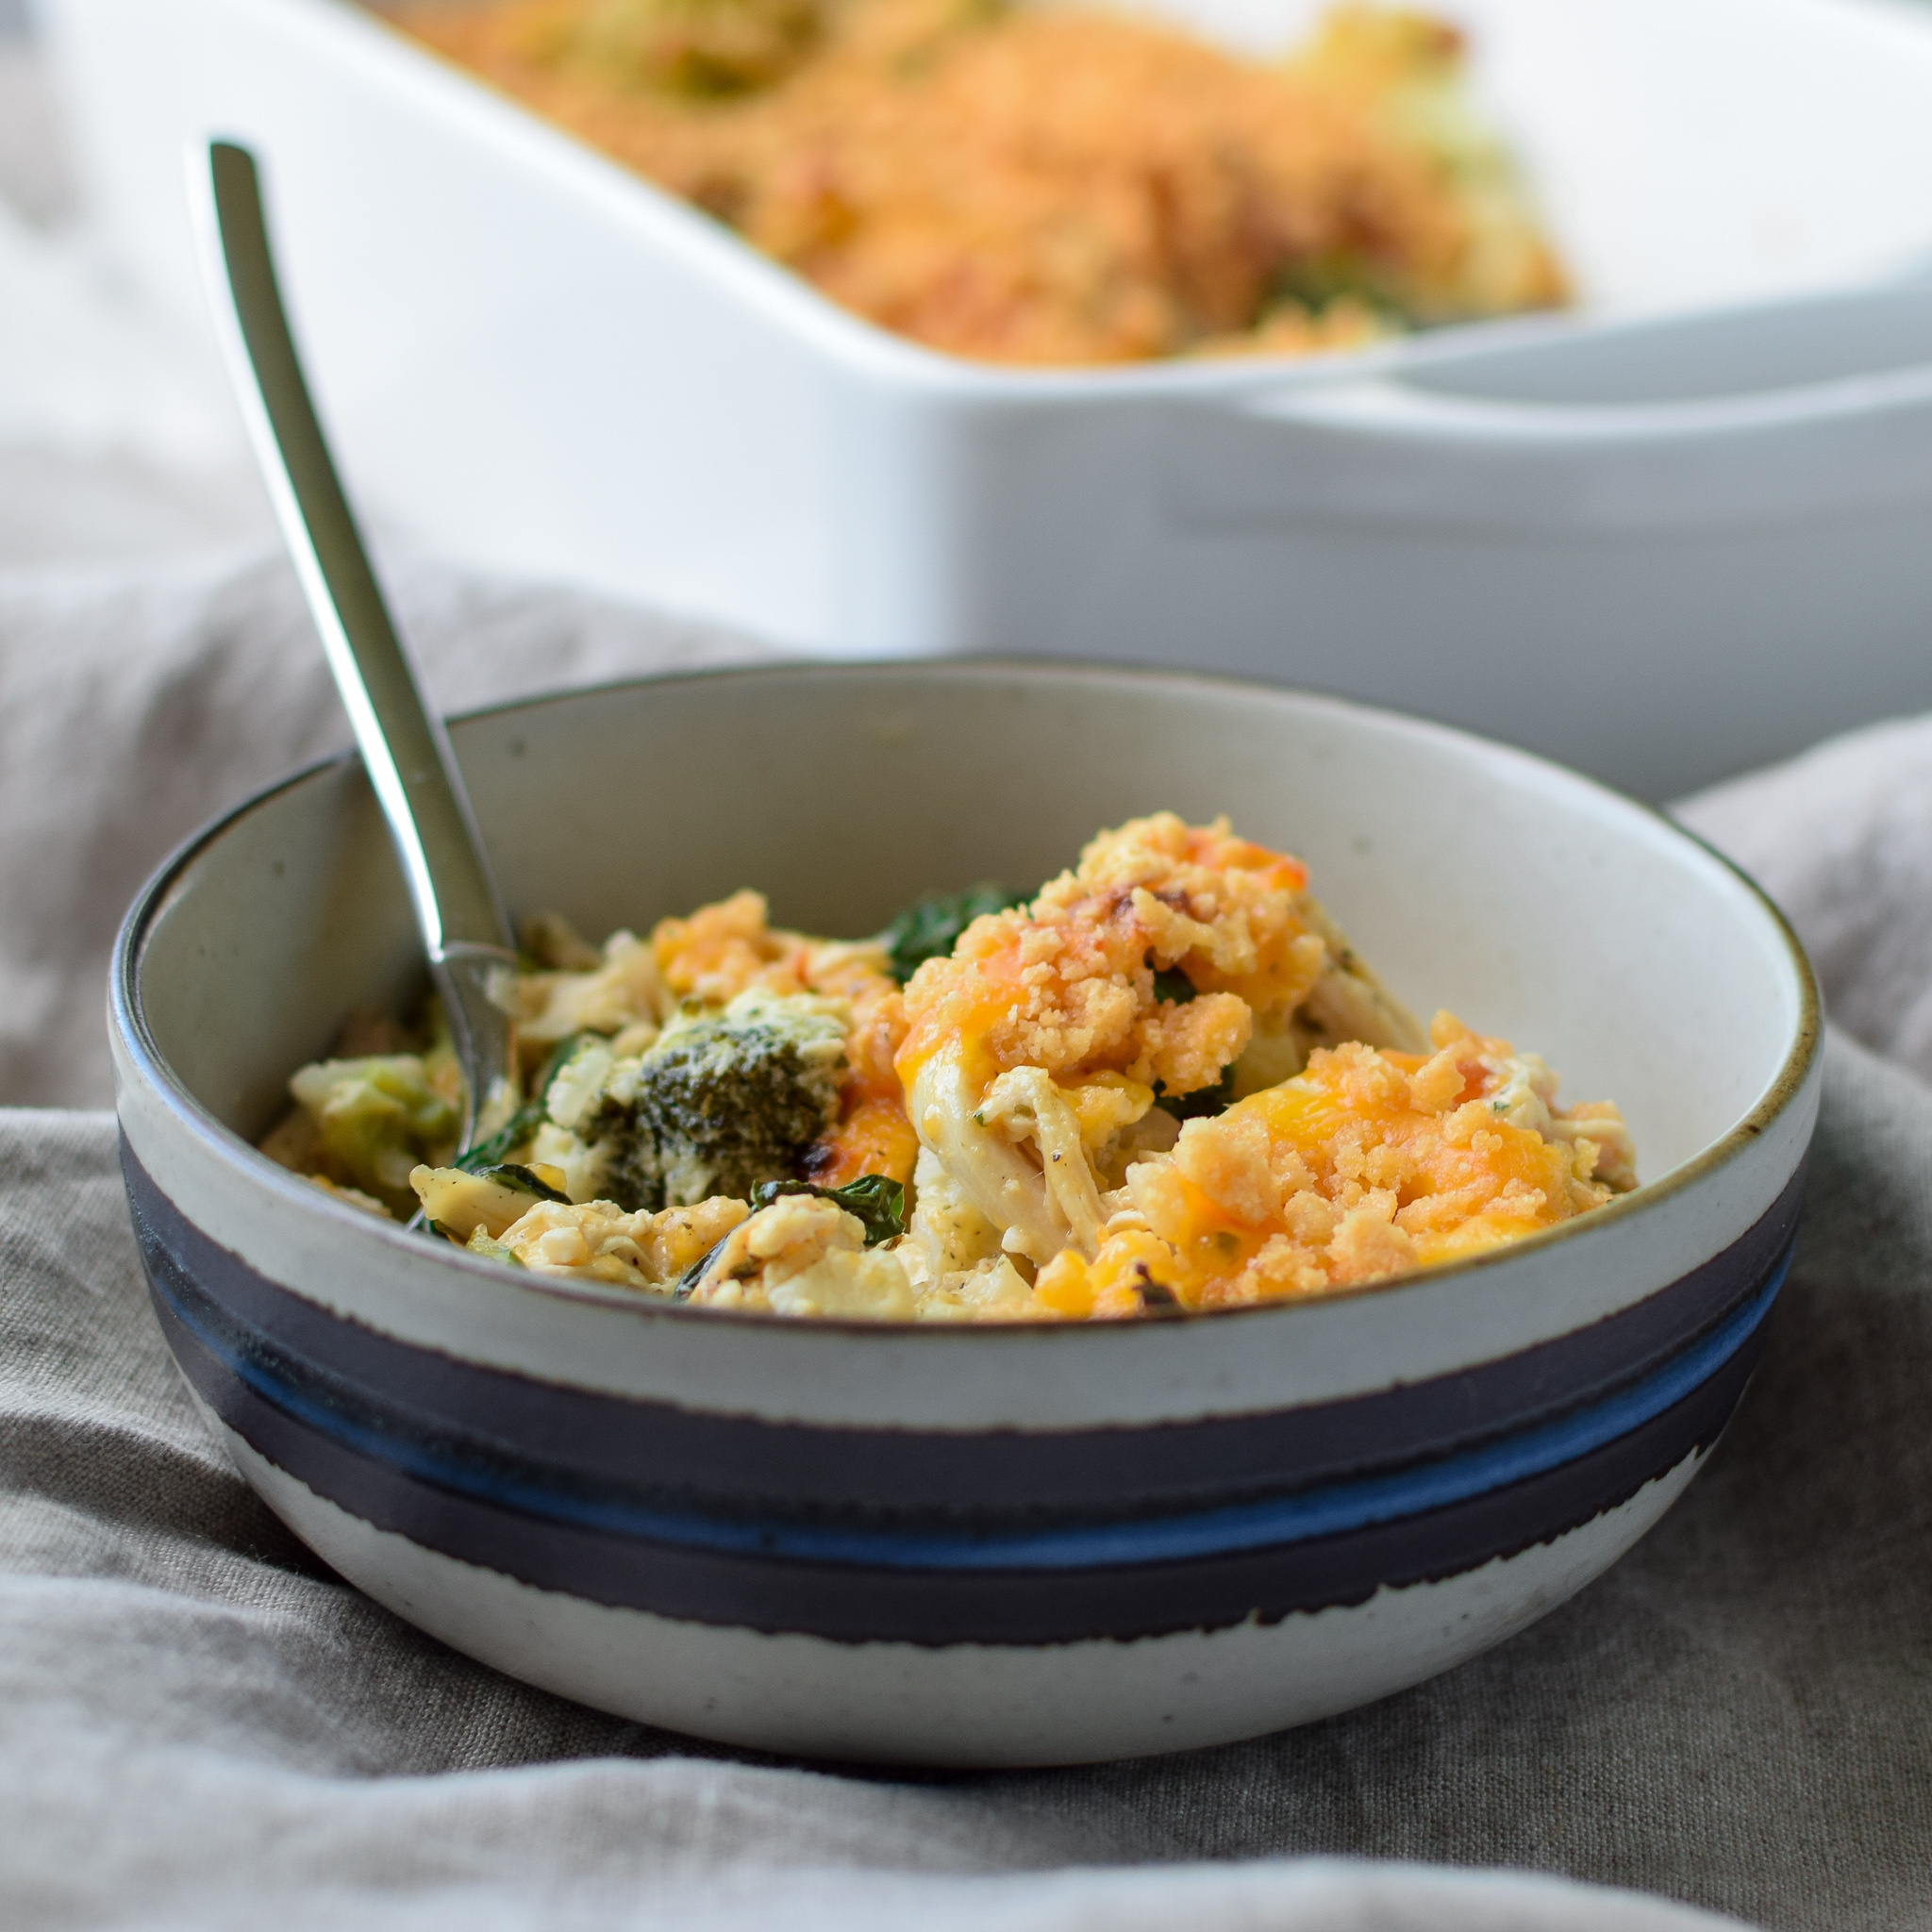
{"left": 1151, "top": 965, "right": 1196, "bottom": 1006}
{"left": 454, "top": 1032, "right": 590, "bottom": 1174}
{"left": 1132, "top": 1262, "right": 1182, "bottom": 1310}
{"left": 476, "top": 1162, "right": 572, "bottom": 1204}
{"left": 825, "top": 1173, "right": 908, "bottom": 1244}
{"left": 753, "top": 1174, "right": 908, "bottom": 1246}
{"left": 1155, "top": 1065, "right": 1237, "bottom": 1122}
{"left": 881, "top": 883, "right": 1024, "bottom": 984}
{"left": 675, "top": 1173, "right": 909, "bottom": 1295}
{"left": 455, "top": 1108, "right": 541, "bottom": 1176}
{"left": 675, "top": 1240, "right": 726, "bottom": 1296}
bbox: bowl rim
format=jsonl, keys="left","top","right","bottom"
{"left": 112, "top": 657, "right": 1824, "bottom": 1341}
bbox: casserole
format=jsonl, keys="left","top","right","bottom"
{"left": 41, "top": 0, "right": 1932, "bottom": 798}
{"left": 111, "top": 663, "right": 1820, "bottom": 1764}
{"left": 41, "top": 0, "right": 1932, "bottom": 797}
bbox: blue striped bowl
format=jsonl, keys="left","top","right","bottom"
{"left": 110, "top": 664, "right": 1819, "bottom": 1765}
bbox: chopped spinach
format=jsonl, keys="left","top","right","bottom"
{"left": 454, "top": 1031, "right": 591, "bottom": 1174}
{"left": 881, "top": 882, "right": 1025, "bottom": 984}
{"left": 475, "top": 1162, "right": 572, "bottom": 1204}
{"left": 1152, "top": 964, "right": 1197, "bottom": 1006}
{"left": 1154, "top": 1065, "right": 1237, "bottom": 1122}
{"left": 752, "top": 1173, "right": 908, "bottom": 1246}
{"left": 455, "top": 1107, "right": 542, "bottom": 1175}
{"left": 826, "top": 1172, "right": 909, "bottom": 1245}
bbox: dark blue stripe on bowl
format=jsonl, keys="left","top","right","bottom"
{"left": 150, "top": 1271, "right": 1763, "bottom": 1642}
{"left": 122, "top": 1142, "right": 1805, "bottom": 1524}
{"left": 150, "top": 1216, "right": 1786, "bottom": 1568}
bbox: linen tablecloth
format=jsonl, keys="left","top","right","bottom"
{"left": 8, "top": 25, "right": 1932, "bottom": 1932}
{"left": 13, "top": 655, "right": 1932, "bottom": 1932}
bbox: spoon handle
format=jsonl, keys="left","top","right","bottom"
{"left": 192, "top": 140, "right": 517, "bottom": 1133}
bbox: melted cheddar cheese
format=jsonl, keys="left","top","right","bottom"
{"left": 1035, "top": 1013, "right": 1627, "bottom": 1316}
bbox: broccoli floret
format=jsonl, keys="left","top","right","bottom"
{"left": 881, "top": 882, "right": 1024, "bottom": 984}
{"left": 591, "top": 991, "right": 846, "bottom": 1210}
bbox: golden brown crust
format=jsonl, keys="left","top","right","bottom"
{"left": 392, "top": 0, "right": 1566, "bottom": 365}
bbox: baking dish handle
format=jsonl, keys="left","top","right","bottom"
{"left": 1167, "top": 359, "right": 1932, "bottom": 534}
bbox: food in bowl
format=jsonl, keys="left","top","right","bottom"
{"left": 390, "top": 0, "right": 1568, "bottom": 365}
{"left": 260, "top": 811, "right": 1634, "bottom": 1320}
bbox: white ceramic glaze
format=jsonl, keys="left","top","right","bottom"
{"left": 38, "top": 0, "right": 1932, "bottom": 793}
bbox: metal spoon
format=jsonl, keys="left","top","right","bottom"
{"left": 190, "top": 139, "right": 518, "bottom": 1154}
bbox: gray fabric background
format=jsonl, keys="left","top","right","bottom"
{"left": 0, "top": 551, "right": 770, "bottom": 1108}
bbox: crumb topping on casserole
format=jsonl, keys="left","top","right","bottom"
{"left": 392, "top": 0, "right": 1568, "bottom": 365}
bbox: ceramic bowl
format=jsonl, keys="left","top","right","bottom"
{"left": 110, "top": 663, "right": 1819, "bottom": 1766}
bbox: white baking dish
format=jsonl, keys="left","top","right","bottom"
{"left": 38, "top": 0, "right": 1932, "bottom": 795}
